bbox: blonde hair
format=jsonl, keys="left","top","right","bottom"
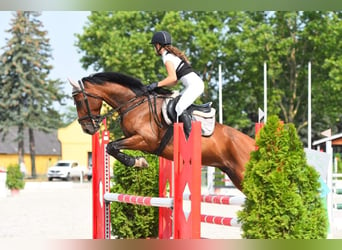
{"left": 164, "top": 45, "right": 190, "bottom": 64}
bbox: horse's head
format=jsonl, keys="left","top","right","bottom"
{"left": 68, "top": 78, "right": 104, "bottom": 135}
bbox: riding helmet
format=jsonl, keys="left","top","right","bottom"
{"left": 150, "top": 31, "right": 172, "bottom": 46}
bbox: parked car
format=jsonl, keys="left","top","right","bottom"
{"left": 47, "top": 160, "right": 87, "bottom": 181}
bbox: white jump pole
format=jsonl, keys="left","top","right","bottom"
{"left": 218, "top": 64, "right": 223, "bottom": 124}
{"left": 264, "top": 62, "right": 267, "bottom": 123}
{"left": 207, "top": 65, "right": 222, "bottom": 194}
{"left": 308, "top": 61, "right": 312, "bottom": 149}
{"left": 104, "top": 193, "right": 174, "bottom": 208}
{"left": 326, "top": 140, "right": 333, "bottom": 238}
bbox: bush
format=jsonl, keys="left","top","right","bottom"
{"left": 5, "top": 164, "right": 25, "bottom": 190}
{"left": 110, "top": 151, "right": 159, "bottom": 239}
{"left": 335, "top": 153, "right": 342, "bottom": 174}
{"left": 238, "top": 115, "right": 328, "bottom": 239}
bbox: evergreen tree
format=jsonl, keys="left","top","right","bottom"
{"left": 0, "top": 11, "right": 66, "bottom": 177}
{"left": 238, "top": 115, "right": 328, "bottom": 239}
{"left": 110, "top": 150, "right": 159, "bottom": 239}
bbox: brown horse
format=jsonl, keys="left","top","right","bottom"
{"left": 69, "top": 72, "right": 255, "bottom": 191}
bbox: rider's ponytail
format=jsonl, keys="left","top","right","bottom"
{"left": 164, "top": 45, "right": 190, "bottom": 65}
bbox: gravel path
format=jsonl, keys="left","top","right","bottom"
{"left": 0, "top": 181, "right": 341, "bottom": 239}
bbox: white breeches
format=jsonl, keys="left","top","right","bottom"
{"left": 175, "top": 72, "right": 204, "bottom": 117}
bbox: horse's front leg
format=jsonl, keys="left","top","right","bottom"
{"left": 106, "top": 136, "right": 150, "bottom": 168}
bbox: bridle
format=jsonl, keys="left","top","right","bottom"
{"left": 72, "top": 80, "right": 110, "bottom": 132}
{"left": 72, "top": 79, "right": 164, "bottom": 132}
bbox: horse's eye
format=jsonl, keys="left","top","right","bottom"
{"left": 75, "top": 100, "right": 83, "bottom": 108}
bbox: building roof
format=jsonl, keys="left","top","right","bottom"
{"left": 312, "top": 133, "right": 342, "bottom": 146}
{"left": 0, "top": 127, "right": 61, "bottom": 155}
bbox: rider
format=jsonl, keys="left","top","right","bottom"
{"left": 147, "top": 31, "right": 204, "bottom": 138}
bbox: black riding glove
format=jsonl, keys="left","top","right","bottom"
{"left": 147, "top": 82, "right": 158, "bottom": 92}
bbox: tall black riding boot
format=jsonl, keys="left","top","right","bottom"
{"left": 179, "top": 111, "right": 192, "bottom": 139}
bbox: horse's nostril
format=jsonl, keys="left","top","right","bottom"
{"left": 83, "top": 127, "right": 96, "bottom": 135}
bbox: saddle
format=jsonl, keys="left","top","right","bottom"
{"left": 161, "top": 92, "right": 216, "bottom": 137}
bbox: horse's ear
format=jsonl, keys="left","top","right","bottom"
{"left": 68, "top": 78, "right": 81, "bottom": 92}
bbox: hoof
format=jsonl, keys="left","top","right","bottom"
{"left": 134, "top": 157, "right": 149, "bottom": 168}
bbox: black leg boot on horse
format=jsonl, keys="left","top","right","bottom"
{"left": 178, "top": 110, "right": 192, "bottom": 140}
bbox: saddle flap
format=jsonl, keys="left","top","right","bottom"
{"left": 167, "top": 95, "right": 180, "bottom": 122}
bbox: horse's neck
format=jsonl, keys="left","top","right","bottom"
{"left": 100, "top": 83, "right": 137, "bottom": 108}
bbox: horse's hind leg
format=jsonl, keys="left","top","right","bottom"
{"left": 106, "top": 137, "right": 149, "bottom": 168}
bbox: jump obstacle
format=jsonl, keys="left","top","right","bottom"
{"left": 92, "top": 122, "right": 245, "bottom": 239}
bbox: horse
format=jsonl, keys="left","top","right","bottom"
{"left": 69, "top": 72, "right": 255, "bottom": 191}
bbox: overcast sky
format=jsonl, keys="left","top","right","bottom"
{"left": 0, "top": 11, "right": 94, "bottom": 108}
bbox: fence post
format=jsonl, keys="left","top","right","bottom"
{"left": 158, "top": 157, "right": 173, "bottom": 239}
{"left": 92, "top": 129, "right": 110, "bottom": 239}
{"left": 173, "top": 122, "right": 201, "bottom": 239}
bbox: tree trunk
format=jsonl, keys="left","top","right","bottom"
{"left": 17, "top": 125, "right": 24, "bottom": 165}
{"left": 29, "top": 128, "right": 37, "bottom": 178}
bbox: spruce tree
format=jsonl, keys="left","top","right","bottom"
{"left": 0, "top": 11, "right": 66, "bottom": 177}
{"left": 110, "top": 150, "right": 159, "bottom": 239}
{"left": 238, "top": 115, "right": 328, "bottom": 239}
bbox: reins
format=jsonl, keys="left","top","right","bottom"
{"left": 146, "top": 93, "right": 164, "bottom": 128}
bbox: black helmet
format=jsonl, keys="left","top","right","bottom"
{"left": 150, "top": 31, "right": 172, "bottom": 46}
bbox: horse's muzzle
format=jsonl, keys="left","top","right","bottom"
{"left": 79, "top": 120, "right": 100, "bottom": 135}
{"left": 82, "top": 125, "right": 97, "bottom": 135}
